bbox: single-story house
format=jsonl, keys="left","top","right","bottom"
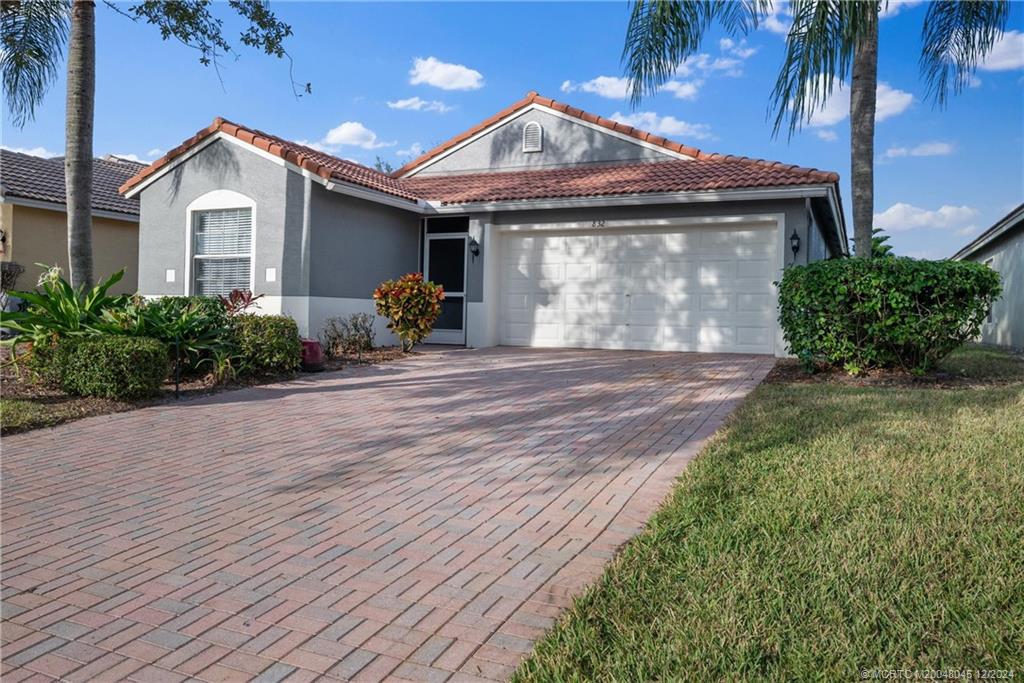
{"left": 1, "top": 150, "right": 144, "bottom": 294}
{"left": 951, "top": 202, "right": 1023, "bottom": 351}
{"left": 120, "top": 92, "right": 846, "bottom": 356}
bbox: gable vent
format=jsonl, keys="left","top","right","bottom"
{"left": 522, "top": 121, "right": 543, "bottom": 153}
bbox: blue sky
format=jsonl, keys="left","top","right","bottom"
{"left": 4, "top": 1, "right": 1022, "bottom": 259}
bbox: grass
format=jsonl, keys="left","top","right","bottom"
{"left": 0, "top": 398, "right": 67, "bottom": 432}
{"left": 514, "top": 348, "right": 1024, "bottom": 681}
{"left": 938, "top": 344, "right": 1024, "bottom": 381}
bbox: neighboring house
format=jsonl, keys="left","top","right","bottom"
{"left": 951, "top": 203, "right": 1023, "bottom": 351}
{"left": 121, "top": 92, "right": 846, "bottom": 356}
{"left": 0, "top": 150, "right": 144, "bottom": 294}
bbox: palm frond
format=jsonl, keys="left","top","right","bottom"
{"left": 0, "top": 0, "right": 70, "bottom": 127}
{"left": 623, "top": 0, "right": 769, "bottom": 106}
{"left": 767, "top": 0, "right": 877, "bottom": 139}
{"left": 920, "top": 0, "right": 1009, "bottom": 107}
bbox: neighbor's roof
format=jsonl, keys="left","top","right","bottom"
{"left": 403, "top": 156, "right": 839, "bottom": 206}
{"left": 118, "top": 118, "right": 420, "bottom": 201}
{"left": 1, "top": 149, "right": 144, "bottom": 216}
{"left": 951, "top": 202, "right": 1024, "bottom": 261}
{"left": 119, "top": 92, "right": 840, "bottom": 206}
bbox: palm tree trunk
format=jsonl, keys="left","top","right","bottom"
{"left": 850, "top": 8, "right": 878, "bottom": 259}
{"left": 65, "top": 0, "right": 95, "bottom": 288}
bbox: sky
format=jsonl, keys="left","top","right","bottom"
{"left": 3, "top": 1, "right": 1023, "bottom": 259}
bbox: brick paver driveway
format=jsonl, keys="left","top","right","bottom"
{"left": 2, "top": 347, "right": 773, "bottom": 682}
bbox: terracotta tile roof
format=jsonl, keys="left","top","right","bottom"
{"left": 403, "top": 157, "right": 838, "bottom": 205}
{"left": 119, "top": 94, "right": 839, "bottom": 207}
{"left": 1, "top": 149, "right": 143, "bottom": 216}
{"left": 118, "top": 117, "right": 420, "bottom": 202}
{"left": 393, "top": 91, "right": 832, "bottom": 178}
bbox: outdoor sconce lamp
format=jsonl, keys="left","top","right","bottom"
{"left": 469, "top": 238, "right": 480, "bottom": 260}
{"left": 790, "top": 229, "right": 801, "bottom": 256}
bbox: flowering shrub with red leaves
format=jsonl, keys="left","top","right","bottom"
{"left": 372, "top": 273, "right": 444, "bottom": 352}
{"left": 220, "top": 289, "right": 263, "bottom": 316}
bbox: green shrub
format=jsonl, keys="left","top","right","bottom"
{"left": 26, "top": 336, "right": 76, "bottom": 386}
{"left": 231, "top": 314, "right": 301, "bottom": 375}
{"left": 98, "top": 295, "right": 231, "bottom": 373}
{"left": 373, "top": 273, "right": 444, "bottom": 352}
{"left": 319, "top": 313, "right": 376, "bottom": 359}
{"left": 777, "top": 257, "right": 1002, "bottom": 374}
{"left": 59, "top": 336, "right": 168, "bottom": 399}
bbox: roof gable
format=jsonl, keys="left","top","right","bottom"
{"left": 119, "top": 118, "right": 419, "bottom": 203}
{"left": 394, "top": 92, "right": 705, "bottom": 177}
{"left": 404, "top": 105, "right": 685, "bottom": 177}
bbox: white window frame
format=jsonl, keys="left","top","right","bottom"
{"left": 184, "top": 189, "right": 257, "bottom": 296}
{"left": 522, "top": 121, "right": 543, "bottom": 153}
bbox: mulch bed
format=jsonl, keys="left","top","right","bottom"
{"left": 0, "top": 345, "right": 412, "bottom": 435}
{"left": 764, "top": 358, "right": 1016, "bottom": 389}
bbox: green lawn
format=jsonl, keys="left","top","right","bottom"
{"left": 0, "top": 398, "right": 66, "bottom": 432}
{"left": 514, "top": 347, "right": 1024, "bottom": 681}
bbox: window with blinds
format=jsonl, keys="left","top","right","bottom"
{"left": 192, "top": 208, "right": 252, "bottom": 296}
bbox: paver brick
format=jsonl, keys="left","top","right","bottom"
{"left": 1, "top": 348, "right": 770, "bottom": 681}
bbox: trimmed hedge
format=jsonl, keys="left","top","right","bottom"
{"left": 232, "top": 314, "right": 301, "bottom": 375}
{"left": 777, "top": 257, "right": 1001, "bottom": 374}
{"left": 33, "top": 336, "right": 169, "bottom": 399}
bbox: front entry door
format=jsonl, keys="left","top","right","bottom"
{"left": 424, "top": 234, "right": 467, "bottom": 345}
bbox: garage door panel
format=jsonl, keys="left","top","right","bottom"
{"left": 500, "top": 225, "right": 776, "bottom": 354}
{"left": 564, "top": 263, "right": 593, "bottom": 281}
{"left": 698, "top": 261, "right": 736, "bottom": 287}
{"left": 737, "top": 293, "right": 773, "bottom": 312}
{"left": 664, "top": 232, "right": 699, "bottom": 251}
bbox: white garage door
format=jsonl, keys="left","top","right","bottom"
{"left": 500, "top": 225, "right": 778, "bottom": 354}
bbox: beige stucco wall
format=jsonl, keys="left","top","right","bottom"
{"left": 0, "top": 204, "right": 138, "bottom": 294}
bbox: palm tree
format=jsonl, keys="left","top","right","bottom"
{"left": 623, "top": 0, "right": 1009, "bottom": 258}
{"left": 1, "top": 0, "right": 298, "bottom": 289}
{"left": 65, "top": 0, "right": 95, "bottom": 288}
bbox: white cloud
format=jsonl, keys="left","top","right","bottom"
{"left": 880, "top": 0, "right": 923, "bottom": 18}
{"left": 815, "top": 130, "right": 838, "bottom": 142}
{"left": 979, "top": 30, "right": 1024, "bottom": 71}
{"left": 387, "top": 96, "right": 453, "bottom": 113}
{"left": 760, "top": 0, "right": 791, "bottom": 35}
{"left": 873, "top": 202, "right": 978, "bottom": 232}
{"left": 2, "top": 145, "right": 59, "bottom": 158}
{"left": 561, "top": 75, "right": 631, "bottom": 99}
{"left": 882, "top": 141, "right": 955, "bottom": 159}
{"left": 409, "top": 56, "right": 483, "bottom": 91}
{"left": 876, "top": 82, "right": 915, "bottom": 120}
{"left": 968, "top": 74, "right": 983, "bottom": 88}
{"left": 806, "top": 80, "right": 913, "bottom": 128}
{"left": 146, "top": 147, "right": 163, "bottom": 158}
{"left": 397, "top": 142, "right": 423, "bottom": 159}
{"left": 719, "top": 38, "right": 757, "bottom": 59}
{"left": 954, "top": 224, "right": 980, "bottom": 237}
{"left": 563, "top": 39, "right": 755, "bottom": 103}
{"left": 109, "top": 153, "right": 151, "bottom": 163}
{"left": 610, "top": 111, "right": 712, "bottom": 139}
{"left": 662, "top": 80, "right": 703, "bottom": 101}
{"left": 304, "top": 122, "right": 395, "bottom": 151}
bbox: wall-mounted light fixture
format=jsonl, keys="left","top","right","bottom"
{"left": 469, "top": 238, "right": 480, "bottom": 261}
{"left": 790, "top": 229, "right": 801, "bottom": 256}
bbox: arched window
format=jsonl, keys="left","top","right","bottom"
{"left": 522, "top": 121, "right": 543, "bottom": 153}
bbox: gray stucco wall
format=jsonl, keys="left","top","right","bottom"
{"left": 964, "top": 229, "right": 1023, "bottom": 351}
{"left": 414, "top": 109, "right": 674, "bottom": 176}
{"left": 308, "top": 187, "right": 420, "bottom": 298}
{"left": 137, "top": 139, "right": 302, "bottom": 297}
